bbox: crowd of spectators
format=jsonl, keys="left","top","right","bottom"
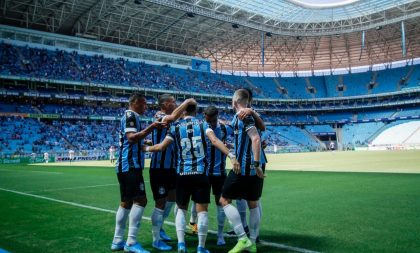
{"left": 0, "top": 42, "right": 253, "bottom": 97}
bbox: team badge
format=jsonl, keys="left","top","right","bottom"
{"left": 159, "top": 187, "right": 165, "bottom": 195}
{"left": 140, "top": 183, "right": 145, "bottom": 191}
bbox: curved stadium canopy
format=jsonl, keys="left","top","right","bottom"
{"left": 0, "top": 0, "right": 419, "bottom": 73}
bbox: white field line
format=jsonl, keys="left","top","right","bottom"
{"left": 28, "top": 183, "right": 119, "bottom": 193}
{"left": 0, "top": 169, "right": 62, "bottom": 175}
{"left": 0, "top": 187, "right": 321, "bottom": 253}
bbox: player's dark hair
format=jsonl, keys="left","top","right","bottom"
{"left": 186, "top": 104, "right": 197, "bottom": 114}
{"left": 158, "top": 94, "right": 174, "bottom": 108}
{"left": 129, "top": 93, "right": 145, "bottom": 105}
{"left": 204, "top": 106, "right": 218, "bottom": 117}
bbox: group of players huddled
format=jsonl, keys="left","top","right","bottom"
{"left": 111, "top": 88, "right": 267, "bottom": 253}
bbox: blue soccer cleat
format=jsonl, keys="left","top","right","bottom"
{"left": 160, "top": 228, "right": 172, "bottom": 241}
{"left": 152, "top": 240, "right": 172, "bottom": 251}
{"left": 216, "top": 236, "right": 226, "bottom": 246}
{"left": 124, "top": 243, "right": 150, "bottom": 253}
{"left": 178, "top": 242, "right": 187, "bottom": 253}
{"left": 111, "top": 240, "right": 125, "bottom": 251}
{"left": 196, "top": 246, "right": 210, "bottom": 253}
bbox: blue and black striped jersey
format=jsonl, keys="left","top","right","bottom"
{"left": 206, "top": 123, "right": 233, "bottom": 176}
{"left": 231, "top": 113, "right": 266, "bottom": 176}
{"left": 150, "top": 111, "right": 176, "bottom": 169}
{"left": 116, "top": 110, "right": 145, "bottom": 173}
{"left": 166, "top": 117, "right": 210, "bottom": 175}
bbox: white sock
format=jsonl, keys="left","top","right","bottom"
{"left": 127, "top": 204, "right": 145, "bottom": 245}
{"left": 151, "top": 208, "right": 164, "bottom": 242}
{"left": 236, "top": 199, "right": 248, "bottom": 228}
{"left": 174, "top": 204, "right": 178, "bottom": 217}
{"left": 249, "top": 207, "right": 261, "bottom": 243}
{"left": 223, "top": 204, "right": 246, "bottom": 238}
{"left": 163, "top": 201, "right": 175, "bottom": 220}
{"left": 175, "top": 208, "right": 187, "bottom": 244}
{"left": 190, "top": 202, "right": 197, "bottom": 224}
{"left": 197, "top": 211, "right": 208, "bottom": 248}
{"left": 113, "top": 206, "right": 130, "bottom": 244}
{"left": 217, "top": 206, "right": 226, "bottom": 237}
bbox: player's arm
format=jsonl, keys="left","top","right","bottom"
{"left": 238, "top": 108, "right": 266, "bottom": 131}
{"left": 127, "top": 121, "right": 166, "bottom": 143}
{"left": 206, "top": 129, "right": 240, "bottom": 173}
{"left": 247, "top": 126, "right": 264, "bottom": 178}
{"left": 143, "top": 137, "right": 173, "bottom": 152}
{"left": 162, "top": 98, "right": 196, "bottom": 123}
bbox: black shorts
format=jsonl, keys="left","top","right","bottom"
{"left": 221, "top": 170, "right": 260, "bottom": 201}
{"left": 117, "top": 168, "right": 146, "bottom": 202}
{"left": 176, "top": 174, "right": 210, "bottom": 206}
{"left": 150, "top": 168, "right": 176, "bottom": 200}
{"left": 209, "top": 175, "right": 226, "bottom": 204}
{"left": 256, "top": 164, "right": 266, "bottom": 198}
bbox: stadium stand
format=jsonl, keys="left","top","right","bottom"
{"left": 1, "top": 42, "right": 419, "bottom": 157}
{"left": 1, "top": 42, "right": 419, "bottom": 99}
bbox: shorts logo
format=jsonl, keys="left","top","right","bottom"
{"left": 130, "top": 122, "right": 135, "bottom": 126}
{"left": 139, "top": 183, "right": 145, "bottom": 191}
{"left": 158, "top": 187, "right": 165, "bottom": 195}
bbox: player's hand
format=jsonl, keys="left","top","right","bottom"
{"left": 237, "top": 108, "right": 253, "bottom": 120}
{"left": 230, "top": 157, "right": 240, "bottom": 174}
{"left": 255, "top": 166, "right": 265, "bottom": 179}
{"left": 141, "top": 145, "right": 148, "bottom": 152}
{"left": 262, "top": 140, "right": 268, "bottom": 150}
{"left": 186, "top": 98, "right": 197, "bottom": 105}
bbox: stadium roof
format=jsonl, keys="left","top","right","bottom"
{"left": 1, "top": 0, "right": 419, "bottom": 73}
{"left": 211, "top": 0, "right": 410, "bottom": 23}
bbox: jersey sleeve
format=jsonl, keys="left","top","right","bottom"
{"left": 242, "top": 115, "right": 256, "bottom": 132}
{"left": 165, "top": 125, "right": 176, "bottom": 141}
{"left": 124, "top": 111, "right": 137, "bottom": 133}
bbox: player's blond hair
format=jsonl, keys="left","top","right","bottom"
{"left": 232, "top": 89, "right": 249, "bottom": 107}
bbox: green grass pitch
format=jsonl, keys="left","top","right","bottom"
{"left": 1, "top": 151, "right": 420, "bottom": 253}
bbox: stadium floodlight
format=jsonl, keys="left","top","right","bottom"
{"left": 296, "top": 36, "right": 303, "bottom": 40}
{"left": 266, "top": 32, "right": 272, "bottom": 37}
{"left": 186, "top": 12, "right": 195, "bottom": 18}
{"left": 232, "top": 24, "right": 239, "bottom": 29}
{"left": 134, "top": 0, "right": 142, "bottom": 4}
{"left": 376, "top": 26, "right": 382, "bottom": 30}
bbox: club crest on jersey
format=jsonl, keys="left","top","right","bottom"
{"left": 187, "top": 129, "right": 194, "bottom": 133}
{"left": 234, "top": 130, "right": 239, "bottom": 134}
{"left": 139, "top": 183, "right": 145, "bottom": 191}
{"left": 127, "top": 111, "right": 132, "bottom": 117}
{"left": 158, "top": 187, "right": 165, "bottom": 195}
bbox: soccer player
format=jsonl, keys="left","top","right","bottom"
{"left": 203, "top": 105, "right": 234, "bottom": 246}
{"left": 43, "top": 151, "right": 49, "bottom": 163}
{"left": 148, "top": 95, "right": 197, "bottom": 251}
{"left": 111, "top": 93, "right": 165, "bottom": 253}
{"left": 231, "top": 88, "right": 267, "bottom": 242}
{"left": 109, "top": 146, "right": 116, "bottom": 164}
{"left": 144, "top": 104, "right": 239, "bottom": 253}
{"left": 220, "top": 89, "right": 266, "bottom": 253}
{"left": 69, "top": 149, "right": 74, "bottom": 164}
